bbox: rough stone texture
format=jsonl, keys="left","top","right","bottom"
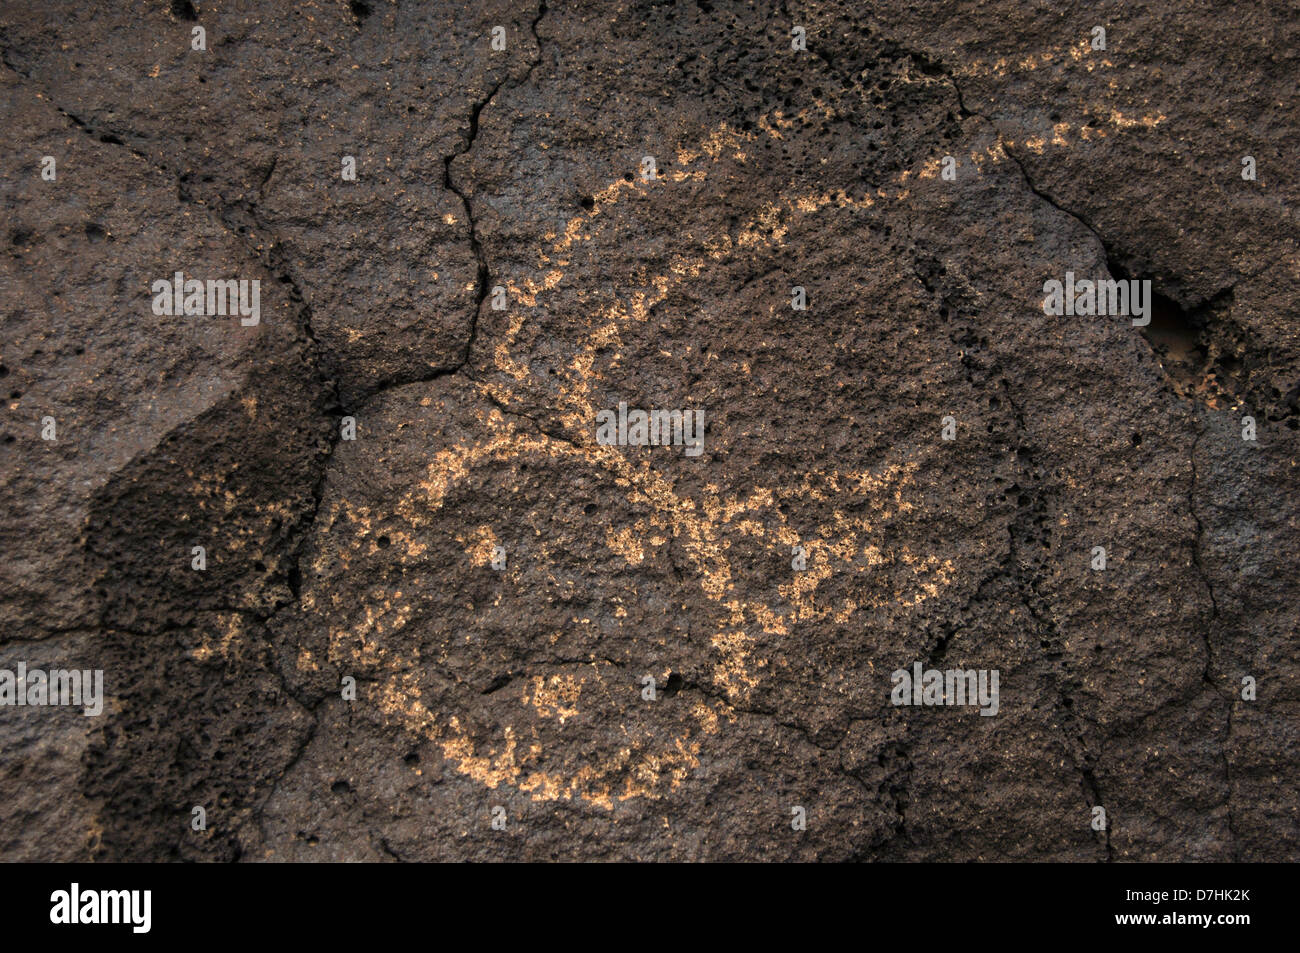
{"left": 0, "top": 0, "right": 1296, "bottom": 861}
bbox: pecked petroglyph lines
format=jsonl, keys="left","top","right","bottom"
{"left": 304, "top": 119, "right": 966, "bottom": 808}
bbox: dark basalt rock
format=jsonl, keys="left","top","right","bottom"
{"left": 0, "top": 0, "right": 1295, "bottom": 861}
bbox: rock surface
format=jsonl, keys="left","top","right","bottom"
{"left": 0, "top": 0, "right": 1296, "bottom": 861}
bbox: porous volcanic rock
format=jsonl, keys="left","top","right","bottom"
{"left": 0, "top": 0, "right": 1295, "bottom": 861}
